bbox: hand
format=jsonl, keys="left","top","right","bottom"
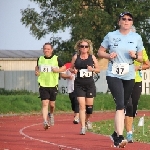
{"left": 35, "top": 71, "right": 40, "bottom": 76}
{"left": 109, "top": 52, "right": 117, "bottom": 59}
{"left": 87, "top": 65, "right": 94, "bottom": 72}
{"left": 70, "top": 67, "right": 78, "bottom": 74}
{"left": 69, "top": 75, "right": 74, "bottom": 80}
{"left": 129, "top": 51, "right": 137, "bottom": 59}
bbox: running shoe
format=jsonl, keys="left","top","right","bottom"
{"left": 43, "top": 121, "right": 50, "bottom": 130}
{"left": 48, "top": 113, "right": 54, "bottom": 126}
{"left": 85, "top": 120, "right": 92, "bottom": 130}
{"left": 114, "top": 135, "right": 127, "bottom": 148}
{"left": 73, "top": 118, "right": 79, "bottom": 124}
{"left": 126, "top": 133, "right": 133, "bottom": 143}
{"left": 80, "top": 127, "right": 86, "bottom": 135}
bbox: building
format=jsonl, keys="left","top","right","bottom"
{"left": 0, "top": 50, "right": 43, "bottom": 71}
{"left": 0, "top": 50, "right": 43, "bottom": 92}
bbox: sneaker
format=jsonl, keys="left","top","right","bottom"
{"left": 127, "top": 133, "right": 133, "bottom": 143}
{"left": 85, "top": 120, "right": 92, "bottom": 130}
{"left": 48, "top": 113, "right": 54, "bottom": 126}
{"left": 114, "top": 135, "right": 127, "bottom": 148}
{"left": 110, "top": 131, "right": 117, "bottom": 142}
{"left": 43, "top": 121, "right": 50, "bottom": 130}
{"left": 80, "top": 127, "right": 86, "bottom": 135}
{"left": 73, "top": 118, "right": 79, "bottom": 124}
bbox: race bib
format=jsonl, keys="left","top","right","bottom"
{"left": 80, "top": 69, "right": 92, "bottom": 78}
{"left": 40, "top": 65, "right": 52, "bottom": 72}
{"left": 111, "top": 63, "right": 129, "bottom": 75}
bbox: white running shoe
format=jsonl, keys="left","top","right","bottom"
{"left": 86, "top": 120, "right": 92, "bottom": 130}
{"left": 80, "top": 127, "right": 86, "bottom": 135}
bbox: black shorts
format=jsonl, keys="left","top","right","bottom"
{"left": 74, "top": 79, "right": 96, "bottom": 98}
{"left": 39, "top": 86, "right": 58, "bottom": 101}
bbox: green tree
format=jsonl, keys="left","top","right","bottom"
{"left": 21, "top": 0, "right": 150, "bottom": 62}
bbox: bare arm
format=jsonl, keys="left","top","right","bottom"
{"left": 98, "top": 46, "right": 117, "bottom": 60}
{"left": 129, "top": 50, "right": 143, "bottom": 62}
{"left": 91, "top": 55, "right": 100, "bottom": 73}
{"left": 69, "top": 54, "right": 78, "bottom": 74}
{"left": 35, "top": 66, "right": 40, "bottom": 76}
{"left": 52, "top": 65, "right": 66, "bottom": 73}
{"left": 60, "top": 72, "right": 73, "bottom": 80}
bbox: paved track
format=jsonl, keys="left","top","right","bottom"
{"left": 0, "top": 111, "right": 150, "bottom": 150}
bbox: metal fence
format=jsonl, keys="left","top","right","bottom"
{"left": 0, "top": 70, "right": 150, "bottom": 94}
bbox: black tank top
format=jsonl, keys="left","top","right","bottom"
{"left": 74, "top": 54, "right": 94, "bottom": 83}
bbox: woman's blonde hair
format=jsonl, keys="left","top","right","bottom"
{"left": 74, "top": 39, "right": 93, "bottom": 55}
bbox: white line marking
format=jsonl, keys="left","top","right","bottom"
{"left": 19, "top": 122, "right": 80, "bottom": 150}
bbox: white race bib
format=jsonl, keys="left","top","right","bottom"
{"left": 40, "top": 65, "right": 52, "bottom": 72}
{"left": 80, "top": 69, "right": 92, "bottom": 78}
{"left": 111, "top": 63, "right": 129, "bottom": 75}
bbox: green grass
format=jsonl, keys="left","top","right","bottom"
{"left": 0, "top": 91, "right": 150, "bottom": 114}
{"left": 92, "top": 117, "right": 150, "bottom": 143}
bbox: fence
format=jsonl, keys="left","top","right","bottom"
{"left": 0, "top": 69, "right": 150, "bottom": 94}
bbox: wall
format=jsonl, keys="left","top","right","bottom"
{"left": 0, "top": 60, "right": 37, "bottom": 71}
{"left": 0, "top": 69, "right": 150, "bottom": 95}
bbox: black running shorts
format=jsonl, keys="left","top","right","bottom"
{"left": 74, "top": 79, "right": 96, "bottom": 98}
{"left": 39, "top": 86, "right": 58, "bottom": 101}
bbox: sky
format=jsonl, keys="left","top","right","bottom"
{"left": 0, "top": 0, "right": 70, "bottom": 50}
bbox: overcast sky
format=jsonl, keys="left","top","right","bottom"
{"left": 0, "top": 0, "right": 70, "bottom": 50}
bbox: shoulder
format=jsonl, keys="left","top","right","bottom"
{"left": 108, "top": 30, "right": 119, "bottom": 36}
{"left": 73, "top": 54, "right": 78, "bottom": 60}
{"left": 130, "top": 32, "right": 142, "bottom": 38}
{"left": 38, "top": 56, "right": 44, "bottom": 60}
{"left": 104, "top": 30, "right": 119, "bottom": 39}
{"left": 91, "top": 54, "right": 97, "bottom": 61}
{"left": 53, "top": 55, "right": 58, "bottom": 58}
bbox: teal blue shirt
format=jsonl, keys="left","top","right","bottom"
{"left": 101, "top": 30, "right": 143, "bottom": 80}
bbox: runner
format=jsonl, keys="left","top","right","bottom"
{"left": 35, "top": 42, "right": 66, "bottom": 130}
{"left": 70, "top": 39, "right": 100, "bottom": 135}
{"left": 98, "top": 12, "right": 143, "bottom": 148}
{"left": 60, "top": 61, "right": 79, "bottom": 124}
{"left": 125, "top": 26, "right": 150, "bottom": 143}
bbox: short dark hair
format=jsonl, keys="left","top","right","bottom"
{"left": 43, "top": 43, "right": 53, "bottom": 49}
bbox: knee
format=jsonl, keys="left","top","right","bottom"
{"left": 50, "top": 101, "right": 55, "bottom": 108}
{"left": 86, "top": 105, "right": 93, "bottom": 114}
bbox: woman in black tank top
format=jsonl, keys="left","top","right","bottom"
{"left": 69, "top": 39, "right": 100, "bottom": 135}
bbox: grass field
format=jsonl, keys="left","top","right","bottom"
{"left": 0, "top": 92, "right": 150, "bottom": 114}
{"left": 92, "top": 116, "right": 150, "bottom": 143}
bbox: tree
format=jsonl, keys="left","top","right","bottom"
{"left": 21, "top": 0, "right": 150, "bottom": 62}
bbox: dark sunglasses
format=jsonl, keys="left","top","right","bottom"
{"left": 80, "top": 45, "right": 89, "bottom": 48}
{"left": 121, "top": 18, "right": 133, "bottom": 21}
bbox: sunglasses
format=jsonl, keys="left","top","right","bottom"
{"left": 121, "top": 18, "right": 133, "bottom": 21}
{"left": 80, "top": 45, "right": 89, "bottom": 48}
